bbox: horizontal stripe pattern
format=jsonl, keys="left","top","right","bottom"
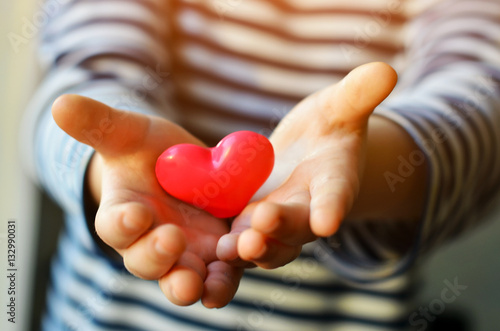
{"left": 45, "top": 220, "right": 413, "bottom": 330}
{"left": 319, "top": 0, "right": 500, "bottom": 281}
{"left": 169, "top": 0, "right": 406, "bottom": 138}
{"left": 24, "top": 0, "right": 500, "bottom": 330}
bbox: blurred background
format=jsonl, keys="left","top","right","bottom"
{"left": 1, "top": 2, "right": 500, "bottom": 331}
{"left": 1, "top": 1, "right": 40, "bottom": 331}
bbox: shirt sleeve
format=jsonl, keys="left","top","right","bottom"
{"left": 318, "top": 0, "right": 500, "bottom": 282}
{"left": 22, "top": 0, "right": 173, "bottom": 250}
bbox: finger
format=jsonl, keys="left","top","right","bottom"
{"left": 308, "top": 151, "right": 360, "bottom": 237}
{"left": 52, "top": 94, "right": 150, "bottom": 156}
{"left": 158, "top": 251, "right": 206, "bottom": 306}
{"left": 95, "top": 200, "right": 154, "bottom": 250}
{"left": 250, "top": 201, "right": 315, "bottom": 245}
{"left": 202, "top": 261, "right": 244, "bottom": 308}
{"left": 216, "top": 206, "right": 254, "bottom": 264}
{"left": 237, "top": 229, "right": 302, "bottom": 269}
{"left": 223, "top": 170, "right": 312, "bottom": 267}
{"left": 318, "top": 62, "right": 398, "bottom": 129}
{"left": 271, "top": 62, "right": 398, "bottom": 147}
{"left": 216, "top": 233, "right": 255, "bottom": 267}
{"left": 309, "top": 175, "right": 355, "bottom": 237}
{"left": 123, "top": 224, "right": 186, "bottom": 280}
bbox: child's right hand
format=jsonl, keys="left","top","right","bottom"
{"left": 52, "top": 95, "right": 243, "bottom": 308}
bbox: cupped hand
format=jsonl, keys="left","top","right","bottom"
{"left": 52, "top": 95, "right": 243, "bottom": 308}
{"left": 217, "top": 62, "right": 398, "bottom": 269}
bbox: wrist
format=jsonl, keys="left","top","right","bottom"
{"left": 348, "top": 115, "right": 428, "bottom": 222}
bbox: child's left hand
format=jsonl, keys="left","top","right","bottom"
{"left": 217, "top": 62, "right": 398, "bottom": 269}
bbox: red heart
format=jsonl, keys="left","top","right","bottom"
{"left": 155, "top": 131, "right": 274, "bottom": 218}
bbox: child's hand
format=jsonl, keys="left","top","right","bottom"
{"left": 217, "top": 62, "right": 398, "bottom": 269}
{"left": 52, "top": 95, "right": 243, "bottom": 308}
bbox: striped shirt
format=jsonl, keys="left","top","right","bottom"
{"left": 23, "top": 0, "right": 500, "bottom": 330}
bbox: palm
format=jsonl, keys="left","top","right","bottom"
{"left": 218, "top": 62, "right": 398, "bottom": 269}
{"left": 52, "top": 95, "right": 242, "bottom": 308}
{"left": 99, "top": 119, "right": 230, "bottom": 258}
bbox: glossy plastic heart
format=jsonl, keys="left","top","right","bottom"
{"left": 155, "top": 131, "right": 274, "bottom": 218}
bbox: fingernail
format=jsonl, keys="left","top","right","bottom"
{"left": 167, "top": 282, "right": 181, "bottom": 303}
{"left": 217, "top": 234, "right": 238, "bottom": 261}
{"left": 254, "top": 241, "right": 268, "bottom": 259}
{"left": 154, "top": 239, "right": 170, "bottom": 256}
{"left": 123, "top": 215, "right": 141, "bottom": 232}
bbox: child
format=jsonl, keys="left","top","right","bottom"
{"left": 25, "top": 0, "right": 500, "bottom": 330}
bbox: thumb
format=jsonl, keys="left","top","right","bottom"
{"left": 316, "top": 62, "right": 398, "bottom": 129}
{"left": 52, "top": 94, "right": 150, "bottom": 157}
